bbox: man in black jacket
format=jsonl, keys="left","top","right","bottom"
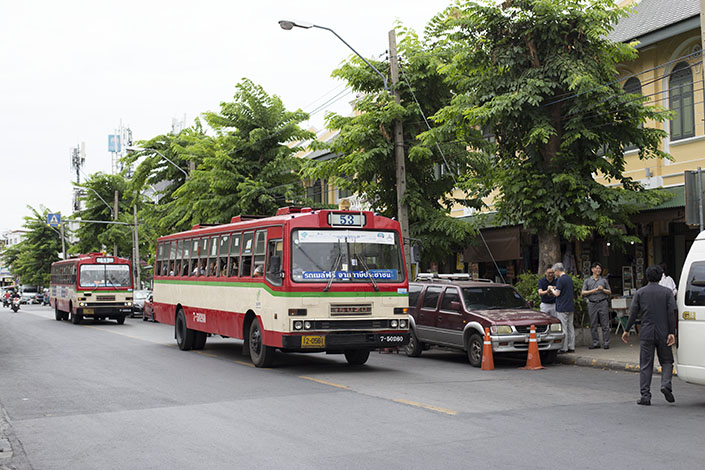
{"left": 622, "top": 265, "right": 677, "bottom": 406}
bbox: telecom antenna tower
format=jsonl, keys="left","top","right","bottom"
{"left": 110, "top": 120, "right": 133, "bottom": 175}
{"left": 71, "top": 142, "right": 86, "bottom": 211}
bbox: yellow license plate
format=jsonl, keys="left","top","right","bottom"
{"left": 83, "top": 308, "right": 94, "bottom": 314}
{"left": 301, "top": 336, "right": 325, "bottom": 348}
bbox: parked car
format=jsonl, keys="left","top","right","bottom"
{"left": 132, "top": 289, "right": 152, "bottom": 318}
{"left": 142, "top": 292, "right": 156, "bottom": 322}
{"left": 406, "top": 274, "right": 565, "bottom": 367}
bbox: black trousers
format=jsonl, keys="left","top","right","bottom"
{"left": 639, "top": 339, "right": 674, "bottom": 400}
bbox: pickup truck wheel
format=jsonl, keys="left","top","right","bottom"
{"left": 405, "top": 328, "right": 423, "bottom": 357}
{"left": 540, "top": 349, "right": 557, "bottom": 365}
{"left": 466, "top": 333, "right": 483, "bottom": 367}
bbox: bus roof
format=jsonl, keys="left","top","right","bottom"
{"left": 51, "top": 253, "right": 131, "bottom": 266}
{"left": 157, "top": 208, "right": 400, "bottom": 242}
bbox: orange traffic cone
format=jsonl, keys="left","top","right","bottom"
{"left": 520, "top": 324, "right": 545, "bottom": 370}
{"left": 481, "top": 327, "right": 494, "bottom": 371}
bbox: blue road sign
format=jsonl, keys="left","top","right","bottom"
{"left": 47, "top": 213, "right": 61, "bottom": 227}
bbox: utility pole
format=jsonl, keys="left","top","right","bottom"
{"left": 113, "top": 190, "right": 119, "bottom": 256}
{"left": 389, "top": 29, "right": 411, "bottom": 276}
{"left": 133, "top": 205, "right": 141, "bottom": 289}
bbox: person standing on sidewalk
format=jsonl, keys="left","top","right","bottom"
{"left": 581, "top": 262, "right": 612, "bottom": 349}
{"left": 537, "top": 267, "right": 557, "bottom": 317}
{"left": 622, "top": 264, "right": 676, "bottom": 406}
{"left": 549, "top": 262, "right": 575, "bottom": 353}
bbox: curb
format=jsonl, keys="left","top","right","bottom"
{"left": 556, "top": 354, "right": 677, "bottom": 376}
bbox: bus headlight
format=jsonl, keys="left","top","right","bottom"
{"left": 391, "top": 320, "right": 398, "bottom": 328}
{"left": 304, "top": 321, "right": 312, "bottom": 330}
{"left": 399, "top": 319, "right": 408, "bottom": 329}
{"left": 294, "top": 321, "right": 303, "bottom": 330}
{"left": 125, "top": 302, "right": 133, "bottom": 307}
{"left": 550, "top": 323, "right": 562, "bottom": 332}
{"left": 79, "top": 302, "right": 86, "bottom": 307}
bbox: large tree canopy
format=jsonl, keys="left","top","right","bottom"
{"left": 427, "top": 0, "right": 670, "bottom": 270}
{"left": 303, "top": 27, "right": 486, "bottom": 262}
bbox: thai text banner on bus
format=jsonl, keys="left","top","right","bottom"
{"left": 296, "top": 230, "right": 395, "bottom": 245}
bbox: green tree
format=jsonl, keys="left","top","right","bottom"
{"left": 427, "top": 0, "right": 670, "bottom": 270}
{"left": 303, "top": 27, "right": 486, "bottom": 262}
{"left": 72, "top": 173, "right": 133, "bottom": 257}
{"left": 3, "top": 206, "right": 62, "bottom": 286}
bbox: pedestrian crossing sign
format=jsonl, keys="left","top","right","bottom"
{"left": 47, "top": 213, "right": 61, "bottom": 227}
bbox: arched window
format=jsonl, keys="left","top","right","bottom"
{"left": 624, "top": 77, "right": 642, "bottom": 151}
{"left": 670, "top": 62, "right": 695, "bottom": 141}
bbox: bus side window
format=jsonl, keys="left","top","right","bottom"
{"left": 156, "top": 243, "right": 164, "bottom": 277}
{"left": 182, "top": 238, "right": 191, "bottom": 276}
{"left": 208, "top": 235, "right": 218, "bottom": 277}
{"left": 253, "top": 230, "right": 267, "bottom": 278}
{"left": 265, "top": 239, "right": 283, "bottom": 286}
{"left": 169, "top": 240, "right": 177, "bottom": 276}
{"left": 162, "top": 242, "right": 170, "bottom": 276}
{"left": 229, "top": 233, "right": 241, "bottom": 276}
{"left": 241, "top": 232, "right": 254, "bottom": 276}
{"left": 175, "top": 240, "right": 184, "bottom": 277}
{"left": 218, "top": 234, "right": 229, "bottom": 277}
{"left": 199, "top": 237, "right": 209, "bottom": 276}
{"left": 190, "top": 239, "right": 200, "bottom": 276}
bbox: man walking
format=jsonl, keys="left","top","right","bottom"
{"left": 550, "top": 262, "right": 575, "bottom": 353}
{"left": 622, "top": 265, "right": 676, "bottom": 406}
{"left": 581, "top": 262, "right": 612, "bottom": 349}
{"left": 537, "top": 267, "right": 557, "bottom": 317}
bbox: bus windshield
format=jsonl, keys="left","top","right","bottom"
{"left": 79, "top": 264, "right": 132, "bottom": 288}
{"left": 291, "top": 229, "right": 404, "bottom": 284}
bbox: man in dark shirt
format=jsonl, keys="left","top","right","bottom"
{"left": 551, "top": 262, "right": 575, "bottom": 353}
{"left": 581, "top": 262, "right": 612, "bottom": 349}
{"left": 537, "top": 267, "right": 557, "bottom": 318}
{"left": 622, "top": 265, "right": 677, "bottom": 406}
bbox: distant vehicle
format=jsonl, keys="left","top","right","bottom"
{"left": 406, "top": 274, "right": 564, "bottom": 366}
{"left": 42, "top": 288, "right": 50, "bottom": 305}
{"left": 132, "top": 289, "right": 151, "bottom": 317}
{"left": 20, "top": 285, "right": 39, "bottom": 304}
{"left": 11, "top": 296, "right": 20, "bottom": 312}
{"left": 50, "top": 253, "right": 134, "bottom": 325}
{"left": 142, "top": 292, "right": 156, "bottom": 322}
{"left": 677, "top": 230, "right": 705, "bottom": 386}
{"left": 153, "top": 207, "right": 409, "bottom": 367}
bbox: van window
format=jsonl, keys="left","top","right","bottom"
{"left": 441, "top": 288, "right": 461, "bottom": 310}
{"left": 422, "top": 286, "right": 442, "bottom": 309}
{"left": 409, "top": 284, "right": 422, "bottom": 308}
{"left": 684, "top": 261, "right": 705, "bottom": 306}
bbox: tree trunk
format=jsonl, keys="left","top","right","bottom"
{"left": 538, "top": 231, "right": 561, "bottom": 273}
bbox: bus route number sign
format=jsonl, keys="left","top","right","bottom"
{"left": 96, "top": 257, "right": 114, "bottom": 263}
{"left": 328, "top": 213, "right": 365, "bottom": 227}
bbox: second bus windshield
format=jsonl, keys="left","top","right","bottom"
{"left": 291, "top": 229, "right": 404, "bottom": 283}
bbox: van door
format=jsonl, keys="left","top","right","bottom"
{"left": 436, "top": 287, "right": 464, "bottom": 347}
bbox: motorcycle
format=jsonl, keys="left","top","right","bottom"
{"left": 2, "top": 296, "right": 9, "bottom": 308}
{"left": 11, "top": 297, "right": 20, "bottom": 312}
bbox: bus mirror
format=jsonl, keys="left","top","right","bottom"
{"left": 269, "top": 256, "right": 281, "bottom": 274}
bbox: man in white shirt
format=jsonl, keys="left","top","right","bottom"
{"left": 658, "top": 263, "right": 677, "bottom": 297}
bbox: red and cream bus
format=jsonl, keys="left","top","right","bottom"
{"left": 153, "top": 207, "right": 410, "bottom": 367}
{"left": 50, "top": 253, "right": 134, "bottom": 325}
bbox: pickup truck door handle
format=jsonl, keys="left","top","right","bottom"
{"left": 438, "top": 316, "right": 443, "bottom": 321}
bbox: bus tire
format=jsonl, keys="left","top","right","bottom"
{"left": 249, "top": 318, "right": 274, "bottom": 368}
{"left": 62, "top": 311, "right": 69, "bottom": 321}
{"left": 405, "top": 328, "right": 423, "bottom": 357}
{"left": 193, "top": 331, "right": 207, "bottom": 350}
{"left": 116, "top": 316, "right": 125, "bottom": 325}
{"left": 55, "top": 305, "right": 62, "bottom": 321}
{"left": 344, "top": 349, "right": 370, "bottom": 365}
{"left": 175, "top": 309, "right": 195, "bottom": 351}
{"left": 71, "top": 312, "right": 82, "bottom": 325}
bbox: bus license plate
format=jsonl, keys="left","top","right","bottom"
{"left": 83, "top": 308, "right": 94, "bottom": 314}
{"left": 301, "top": 336, "right": 325, "bottom": 348}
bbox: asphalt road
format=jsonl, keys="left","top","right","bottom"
{"left": 2, "top": 304, "right": 705, "bottom": 470}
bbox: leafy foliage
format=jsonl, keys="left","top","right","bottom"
{"left": 303, "top": 27, "right": 485, "bottom": 261}
{"left": 515, "top": 272, "right": 588, "bottom": 326}
{"left": 426, "top": 0, "right": 671, "bottom": 267}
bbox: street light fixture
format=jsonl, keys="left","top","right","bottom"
{"left": 278, "top": 20, "right": 389, "bottom": 92}
{"left": 126, "top": 146, "right": 190, "bottom": 180}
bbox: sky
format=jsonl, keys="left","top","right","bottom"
{"left": 0, "top": 0, "right": 453, "bottom": 234}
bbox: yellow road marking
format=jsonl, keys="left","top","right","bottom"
{"left": 299, "top": 376, "right": 349, "bottom": 389}
{"left": 234, "top": 360, "right": 256, "bottom": 368}
{"left": 83, "top": 325, "right": 146, "bottom": 342}
{"left": 196, "top": 351, "right": 219, "bottom": 358}
{"left": 393, "top": 399, "right": 458, "bottom": 416}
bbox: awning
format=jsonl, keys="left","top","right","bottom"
{"left": 463, "top": 226, "right": 521, "bottom": 262}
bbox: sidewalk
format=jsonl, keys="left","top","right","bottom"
{"left": 556, "top": 330, "right": 676, "bottom": 375}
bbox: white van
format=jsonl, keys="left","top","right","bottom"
{"left": 677, "top": 230, "right": 705, "bottom": 385}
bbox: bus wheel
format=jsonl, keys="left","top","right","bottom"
{"left": 175, "top": 309, "right": 194, "bottom": 351}
{"left": 54, "top": 305, "right": 62, "bottom": 321}
{"left": 344, "top": 349, "right": 370, "bottom": 365}
{"left": 116, "top": 316, "right": 125, "bottom": 325}
{"left": 249, "top": 318, "right": 274, "bottom": 368}
{"left": 193, "top": 331, "right": 207, "bottom": 350}
{"left": 71, "top": 313, "right": 83, "bottom": 325}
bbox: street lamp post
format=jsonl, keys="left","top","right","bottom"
{"left": 125, "top": 146, "right": 190, "bottom": 180}
{"left": 279, "top": 20, "right": 411, "bottom": 275}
